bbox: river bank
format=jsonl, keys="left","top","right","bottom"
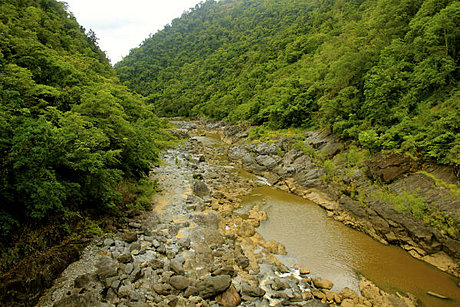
{"left": 33, "top": 121, "right": 422, "bottom": 306}
{"left": 203, "top": 121, "right": 460, "bottom": 279}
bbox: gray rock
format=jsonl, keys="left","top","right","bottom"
{"left": 255, "top": 155, "right": 278, "bottom": 170}
{"left": 129, "top": 222, "right": 142, "bottom": 229}
{"left": 236, "top": 256, "right": 250, "bottom": 269}
{"left": 111, "top": 279, "right": 121, "bottom": 290}
{"left": 170, "top": 258, "right": 185, "bottom": 275}
{"left": 197, "top": 275, "right": 232, "bottom": 298}
{"left": 130, "top": 242, "right": 141, "bottom": 251}
{"left": 184, "top": 286, "right": 199, "bottom": 298}
{"left": 131, "top": 268, "right": 144, "bottom": 283}
{"left": 118, "top": 285, "right": 131, "bottom": 298}
{"left": 123, "top": 231, "right": 138, "bottom": 243}
{"left": 150, "top": 259, "right": 164, "bottom": 270}
{"left": 104, "top": 238, "right": 115, "bottom": 247}
{"left": 125, "top": 263, "right": 134, "bottom": 274}
{"left": 74, "top": 273, "right": 95, "bottom": 288}
{"left": 212, "top": 265, "right": 235, "bottom": 277}
{"left": 169, "top": 275, "right": 191, "bottom": 290}
{"left": 193, "top": 180, "right": 210, "bottom": 199}
{"left": 54, "top": 290, "right": 99, "bottom": 307}
{"left": 153, "top": 283, "right": 173, "bottom": 295}
{"left": 96, "top": 265, "right": 117, "bottom": 281}
{"left": 271, "top": 278, "right": 289, "bottom": 291}
{"left": 242, "top": 284, "right": 266, "bottom": 297}
{"left": 118, "top": 253, "right": 134, "bottom": 263}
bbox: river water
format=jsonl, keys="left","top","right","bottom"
{"left": 243, "top": 187, "right": 460, "bottom": 307}
{"left": 194, "top": 134, "right": 460, "bottom": 306}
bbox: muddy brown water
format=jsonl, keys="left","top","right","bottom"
{"left": 194, "top": 133, "right": 460, "bottom": 306}
{"left": 243, "top": 187, "right": 460, "bottom": 307}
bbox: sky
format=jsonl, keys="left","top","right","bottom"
{"left": 64, "top": 0, "right": 204, "bottom": 64}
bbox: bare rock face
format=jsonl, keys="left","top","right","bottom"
{"left": 366, "top": 152, "right": 416, "bottom": 183}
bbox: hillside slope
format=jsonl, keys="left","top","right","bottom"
{"left": 0, "top": 0, "right": 171, "bottom": 271}
{"left": 116, "top": 0, "right": 460, "bottom": 167}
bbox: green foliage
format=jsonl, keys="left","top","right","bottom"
{"left": 0, "top": 0, "right": 172, "bottom": 257}
{"left": 371, "top": 188, "right": 458, "bottom": 238}
{"left": 116, "top": 0, "right": 460, "bottom": 167}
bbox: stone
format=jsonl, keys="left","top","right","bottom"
{"left": 299, "top": 267, "right": 310, "bottom": 275}
{"left": 235, "top": 256, "right": 249, "bottom": 269}
{"left": 212, "top": 265, "right": 235, "bottom": 277}
{"left": 104, "top": 238, "right": 115, "bottom": 247}
{"left": 170, "top": 259, "right": 184, "bottom": 275}
{"left": 74, "top": 273, "right": 95, "bottom": 288}
{"left": 96, "top": 265, "right": 117, "bottom": 281}
{"left": 184, "top": 286, "right": 199, "bottom": 298}
{"left": 153, "top": 283, "right": 173, "bottom": 296}
{"left": 311, "top": 289, "right": 325, "bottom": 299}
{"left": 129, "top": 222, "right": 142, "bottom": 229}
{"left": 118, "top": 285, "right": 131, "bottom": 298}
{"left": 111, "top": 279, "right": 121, "bottom": 290}
{"left": 241, "top": 284, "right": 265, "bottom": 297}
{"left": 131, "top": 268, "right": 144, "bottom": 283}
{"left": 340, "top": 287, "right": 359, "bottom": 299}
{"left": 125, "top": 263, "right": 134, "bottom": 274}
{"left": 118, "top": 253, "right": 134, "bottom": 263}
{"left": 271, "top": 278, "right": 289, "bottom": 291}
{"left": 215, "top": 285, "right": 241, "bottom": 307}
{"left": 197, "top": 275, "right": 232, "bottom": 298}
{"left": 169, "top": 276, "right": 190, "bottom": 290}
{"left": 193, "top": 180, "right": 210, "bottom": 199}
{"left": 312, "top": 278, "right": 333, "bottom": 290}
{"left": 150, "top": 259, "right": 164, "bottom": 270}
{"left": 123, "top": 231, "right": 138, "bottom": 243}
{"left": 53, "top": 290, "right": 99, "bottom": 307}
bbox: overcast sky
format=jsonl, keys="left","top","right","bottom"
{"left": 64, "top": 0, "right": 203, "bottom": 64}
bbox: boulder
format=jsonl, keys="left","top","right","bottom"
{"left": 153, "top": 283, "right": 173, "bottom": 296}
{"left": 193, "top": 180, "right": 210, "bottom": 199}
{"left": 236, "top": 256, "right": 250, "bottom": 269}
{"left": 312, "top": 278, "right": 333, "bottom": 290}
{"left": 241, "top": 284, "right": 266, "bottom": 297}
{"left": 197, "top": 275, "right": 232, "bottom": 298}
{"left": 123, "top": 231, "right": 138, "bottom": 243}
{"left": 271, "top": 278, "right": 289, "bottom": 291}
{"left": 215, "top": 285, "right": 241, "bottom": 307}
{"left": 118, "top": 253, "right": 134, "bottom": 263}
{"left": 169, "top": 276, "right": 190, "bottom": 290}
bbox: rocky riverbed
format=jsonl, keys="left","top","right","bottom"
{"left": 212, "top": 122, "right": 460, "bottom": 278}
{"left": 35, "top": 121, "right": 420, "bottom": 307}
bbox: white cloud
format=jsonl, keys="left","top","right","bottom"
{"left": 64, "top": 0, "right": 203, "bottom": 64}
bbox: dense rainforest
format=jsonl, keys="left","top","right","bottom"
{"left": 116, "top": 0, "right": 460, "bottom": 168}
{"left": 0, "top": 0, "right": 171, "bottom": 271}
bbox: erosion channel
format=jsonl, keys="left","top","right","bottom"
{"left": 36, "top": 121, "right": 459, "bottom": 307}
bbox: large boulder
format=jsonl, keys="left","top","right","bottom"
{"left": 196, "top": 275, "right": 232, "bottom": 298}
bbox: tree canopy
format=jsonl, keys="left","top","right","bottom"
{"left": 116, "top": 0, "right": 459, "bottom": 167}
{"left": 0, "top": 0, "right": 171, "bottom": 246}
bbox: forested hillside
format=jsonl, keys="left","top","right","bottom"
{"left": 116, "top": 0, "right": 460, "bottom": 167}
{"left": 0, "top": 0, "right": 171, "bottom": 270}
